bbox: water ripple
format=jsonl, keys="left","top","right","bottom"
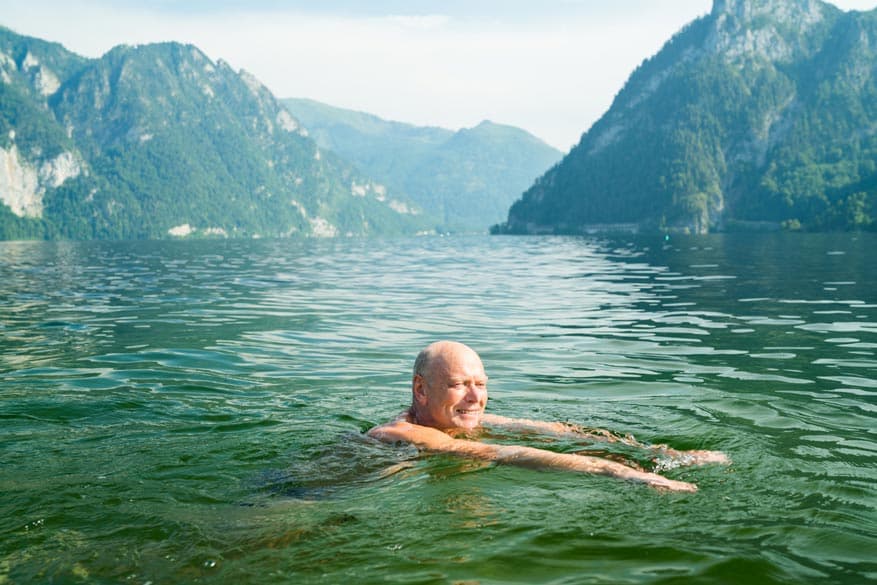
{"left": 1, "top": 233, "right": 875, "bottom": 584}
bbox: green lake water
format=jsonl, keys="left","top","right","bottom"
{"left": 1, "top": 233, "right": 875, "bottom": 584}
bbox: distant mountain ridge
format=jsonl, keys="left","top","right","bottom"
{"left": 0, "top": 26, "right": 426, "bottom": 239}
{"left": 282, "top": 98, "right": 563, "bottom": 232}
{"left": 496, "top": 0, "right": 877, "bottom": 234}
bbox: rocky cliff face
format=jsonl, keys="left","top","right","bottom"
{"left": 708, "top": 0, "right": 833, "bottom": 62}
{"left": 0, "top": 137, "right": 82, "bottom": 217}
{"left": 0, "top": 31, "right": 88, "bottom": 227}
{"left": 498, "top": 0, "right": 876, "bottom": 235}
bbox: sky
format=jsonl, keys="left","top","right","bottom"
{"left": 2, "top": 0, "right": 876, "bottom": 151}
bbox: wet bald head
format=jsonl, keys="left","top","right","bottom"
{"left": 413, "top": 340, "right": 483, "bottom": 383}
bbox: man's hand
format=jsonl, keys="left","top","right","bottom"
{"left": 640, "top": 473, "right": 698, "bottom": 493}
{"left": 684, "top": 449, "right": 731, "bottom": 465}
{"left": 652, "top": 447, "right": 731, "bottom": 470}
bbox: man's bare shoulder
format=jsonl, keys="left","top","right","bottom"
{"left": 366, "top": 410, "right": 414, "bottom": 441}
{"left": 367, "top": 419, "right": 452, "bottom": 448}
{"left": 366, "top": 420, "right": 417, "bottom": 442}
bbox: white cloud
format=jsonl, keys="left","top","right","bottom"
{"left": 382, "top": 14, "right": 451, "bottom": 30}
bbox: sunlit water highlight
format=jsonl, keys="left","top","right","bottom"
{"left": 1, "top": 233, "right": 875, "bottom": 584}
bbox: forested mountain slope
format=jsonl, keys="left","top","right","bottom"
{"left": 283, "top": 98, "right": 562, "bottom": 232}
{"left": 496, "top": 0, "right": 877, "bottom": 234}
{"left": 0, "top": 27, "right": 425, "bottom": 239}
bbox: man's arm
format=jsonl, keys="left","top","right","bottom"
{"left": 367, "top": 421, "right": 698, "bottom": 492}
{"left": 481, "top": 414, "right": 730, "bottom": 466}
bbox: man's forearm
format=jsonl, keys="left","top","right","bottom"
{"left": 427, "top": 438, "right": 697, "bottom": 492}
{"left": 494, "top": 444, "right": 697, "bottom": 492}
{"left": 482, "top": 414, "right": 728, "bottom": 467}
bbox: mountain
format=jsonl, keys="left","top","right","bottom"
{"left": 496, "top": 0, "right": 877, "bottom": 235}
{"left": 0, "top": 26, "right": 426, "bottom": 240}
{"left": 282, "top": 98, "right": 563, "bottom": 232}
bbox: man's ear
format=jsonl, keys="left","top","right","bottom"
{"left": 412, "top": 374, "right": 428, "bottom": 405}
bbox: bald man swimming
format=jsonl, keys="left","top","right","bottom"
{"left": 368, "top": 341, "right": 729, "bottom": 493}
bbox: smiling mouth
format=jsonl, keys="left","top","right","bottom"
{"left": 456, "top": 409, "right": 481, "bottom": 416}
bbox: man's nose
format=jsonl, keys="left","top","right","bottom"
{"left": 464, "top": 383, "right": 481, "bottom": 400}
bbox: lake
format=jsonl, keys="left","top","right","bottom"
{"left": 1, "top": 233, "right": 875, "bottom": 584}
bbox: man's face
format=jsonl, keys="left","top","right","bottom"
{"left": 416, "top": 345, "right": 488, "bottom": 430}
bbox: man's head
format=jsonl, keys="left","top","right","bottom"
{"left": 410, "top": 341, "right": 488, "bottom": 430}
